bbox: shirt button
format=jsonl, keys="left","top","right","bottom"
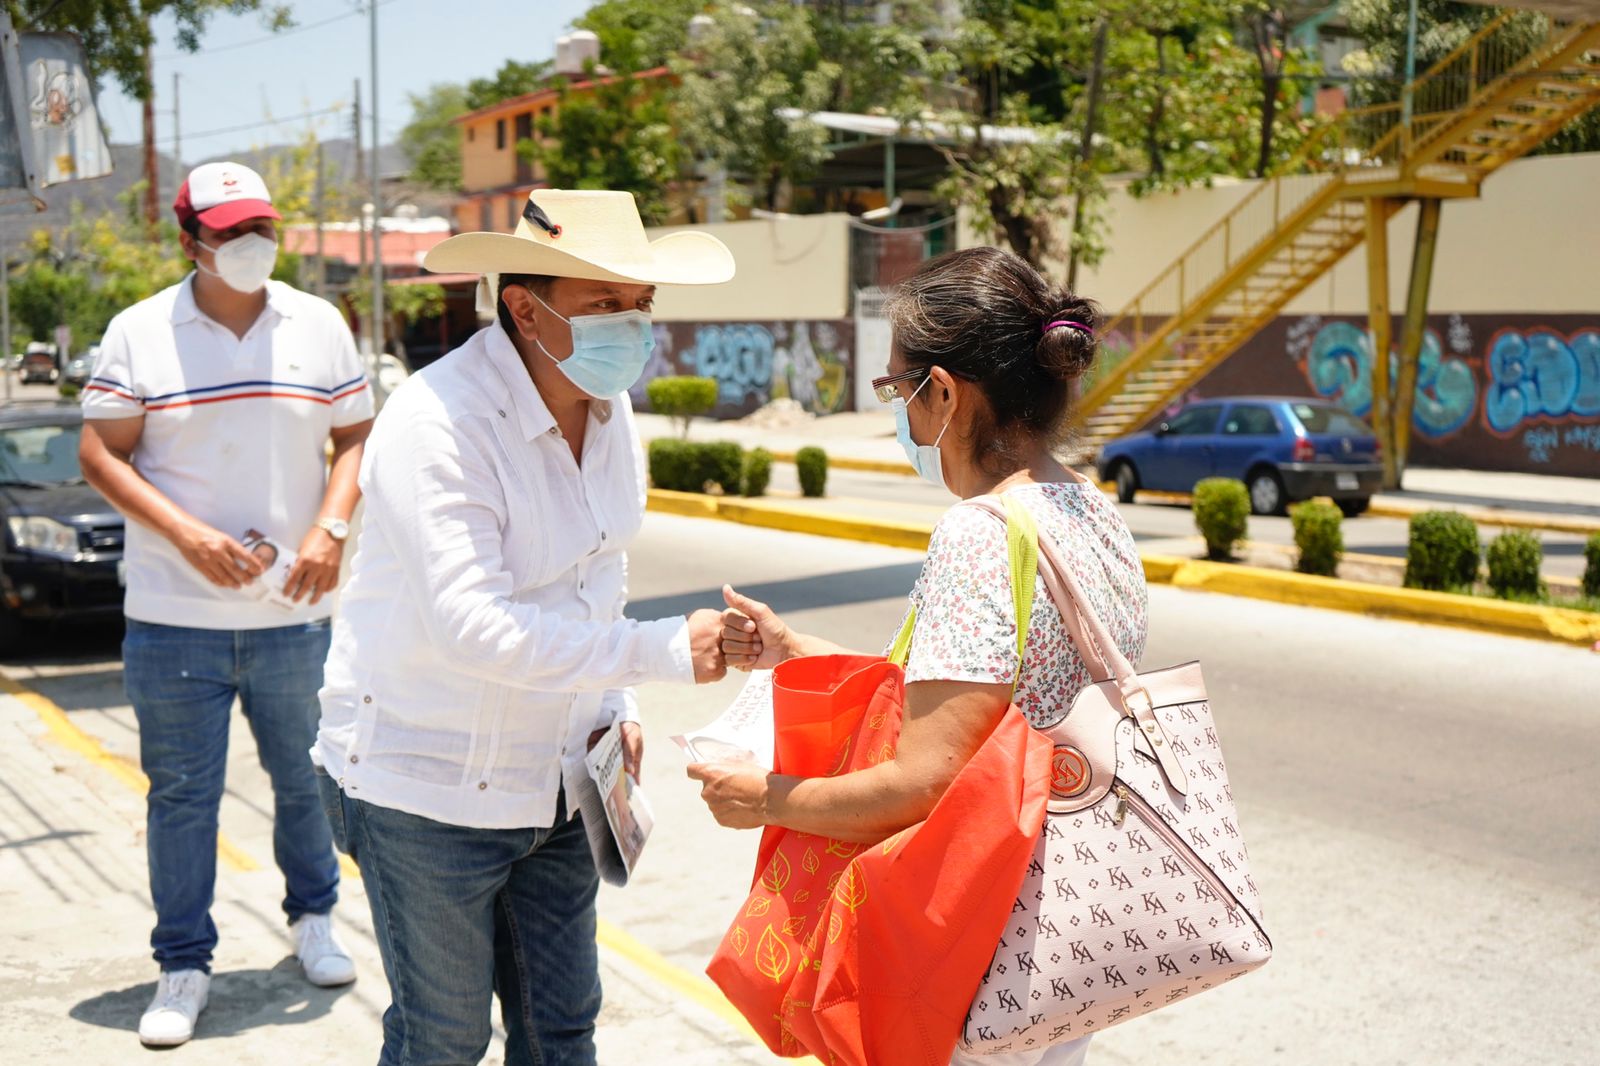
{"left": 600, "top": 531, "right": 607, "bottom": 541}
{"left": 349, "top": 755, "right": 359, "bottom": 764}
{"left": 363, "top": 695, "right": 372, "bottom": 704}
{"left": 548, "top": 427, "right": 558, "bottom": 436}
{"left": 478, "top": 782, "right": 488, "bottom": 791}
{"left": 497, "top": 409, "right": 507, "bottom": 418}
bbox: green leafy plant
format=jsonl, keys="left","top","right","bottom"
{"left": 742, "top": 447, "right": 773, "bottom": 498}
{"left": 698, "top": 442, "right": 745, "bottom": 496}
{"left": 796, "top": 446, "right": 828, "bottom": 498}
{"left": 646, "top": 376, "right": 718, "bottom": 440}
{"left": 1584, "top": 532, "right": 1600, "bottom": 599}
{"left": 1193, "top": 478, "right": 1250, "bottom": 560}
{"left": 1485, "top": 531, "right": 1544, "bottom": 600}
{"left": 57, "top": 381, "right": 81, "bottom": 400}
{"left": 647, "top": 438, "right": 695, "bottom": 492}
{"left": 1404, "top": 511, "right": 1481, "bottom": 592}
{"left": 1290, "top": 498, "right": 1343, "bottom": 577}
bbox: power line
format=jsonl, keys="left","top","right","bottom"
{"left": 154, "top": 0, "right": 402, "bottom": 62}
{"left": 155, "top": 103, "right": 347, "bottom": 145}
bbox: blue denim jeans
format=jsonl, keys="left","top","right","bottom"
{"left": 124, "top": 618, "right": 339, "bottom": 973}
{"left": 318, "top": 777, "right": 601, "bottom": 1066}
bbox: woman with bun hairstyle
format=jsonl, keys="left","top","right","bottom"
{"left": 689, "top": 247, "right": 1148, "bottom": 1066}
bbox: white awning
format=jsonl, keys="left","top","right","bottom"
{"left": 776, "top": 108, "right": 1072, "bottom": 147}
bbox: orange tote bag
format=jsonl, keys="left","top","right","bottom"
{"left": 707, "top": 634, "right": 1052, "bottom": 1063}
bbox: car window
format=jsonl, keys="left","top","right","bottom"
{"left": 1222, "top": 405, "right": 1279, "bottom": 436}
{"left": 1165, "top": 404, "right": 1223, "bottom": 435}
{"left": 0, "top": 424, "right": 83, "bottom": 485}
{"left": 1291, "top": 403, "right": 1372, "bottom": 436}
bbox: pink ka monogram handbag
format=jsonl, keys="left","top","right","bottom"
{"left": 958, "top": 497, "right": 1272, "bottom": 1055}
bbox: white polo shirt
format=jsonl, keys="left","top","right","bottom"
{"left": 82, "top": 275, "right": 375, "bottom": 630}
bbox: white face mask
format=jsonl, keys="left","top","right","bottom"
{"left": 196, "top": 232, "right": 278, "bottom": 293}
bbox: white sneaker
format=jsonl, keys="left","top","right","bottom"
{"left": 291, "top": 912, "right": 356, "bottom": 987}
{"left": 138, "top": 968, "right": 210, "bottom": 1047}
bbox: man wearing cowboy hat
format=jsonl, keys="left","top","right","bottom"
{"left": 313, "top": 189, "right": 734, "bottom": 1064}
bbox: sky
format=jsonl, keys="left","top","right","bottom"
{"left": 96, "top": 0, "right": 597, "bottom": 163}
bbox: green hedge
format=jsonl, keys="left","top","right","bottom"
{"left": 1193, "top": 478, "right": 1249, "bottom": 560}
{"left": 645, "top": 376, "right": 718, "bottom": 438}
{"left": 647, "top": 439, "right": 745, "bottom": 494}
{"left": 1485, "top": 530, "right": 1543, "bottom": 600}
{"left": 1584, "top": 533, "right": 1600, "bottom": 599}
{"left": 1290, "top": 499, "right": 1343, "bottom": 577}
{"left": 796, "top": 446, "right": 828, "bottom": 498}
{"left": 742, "top": 447, "right": 773, "bottom": 498}
{"left": 1403, "top": 511, "right": 1480, "bottom": 592}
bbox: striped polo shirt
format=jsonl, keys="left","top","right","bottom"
{"left": 82, "top": 274, "right": 375, "bottom": 630}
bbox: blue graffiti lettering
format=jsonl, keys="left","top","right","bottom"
{"left": 693, "top": 325, "right": 775, "bottom": 407}
{"left": 1564, "top": 424, "right": 1600, "bottom": 452}
{"left": 1524, "top": 427, "right": 1559, "bottom": 464}
{"left": 1485, "top": 329, "right": 1600, "bottom": 435}
{"left": 1302, "top": 321, "right": 1475, "bottom": 438}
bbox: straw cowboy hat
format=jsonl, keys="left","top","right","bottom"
{"left": 423, "top": 189, "right": 735, "bottom": 287}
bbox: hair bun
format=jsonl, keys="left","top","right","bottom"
{"left": 1035, "top": 300, "right": 1101, "bottom": 383}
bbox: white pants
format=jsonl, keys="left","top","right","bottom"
{"left": 950, "top": 1035, "right": 1091, "bottom": 1066}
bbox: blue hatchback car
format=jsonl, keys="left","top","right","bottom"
{"left": 1096, "top": 396, "right": 1382, "bottom": 516}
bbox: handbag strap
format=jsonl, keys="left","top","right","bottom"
{"left": 966, "top": 494, "right": 1190, "bottom": 795}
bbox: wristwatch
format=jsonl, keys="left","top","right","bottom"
{"left": 315, "top": 517, "right": 351, "bottom": 542}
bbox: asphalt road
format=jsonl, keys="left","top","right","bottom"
{"left": 3, "top": 512, "right": 1596, "bottom": 1065}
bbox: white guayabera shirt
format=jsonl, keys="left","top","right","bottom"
{"left": 314, "top": 324, "right": 692, "bottom": 830}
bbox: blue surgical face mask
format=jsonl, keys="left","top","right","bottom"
{"left": 891, "top": 373, "right": 952, "bottom": 493}
{"left": 528, "top": 289, "right": 655, "bottom": 398}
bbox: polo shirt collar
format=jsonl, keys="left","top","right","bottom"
{"left": 171, "top": 273, "right": 295, "bottom": 326}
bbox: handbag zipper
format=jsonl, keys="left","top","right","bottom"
{"left": 1112, "top": 782, "right": 1236, "bottom": 910}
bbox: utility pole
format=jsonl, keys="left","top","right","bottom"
{"left": 369, "top": 0, "right": 385, "bottom": 361}
{"left": 142, "top": 42, "right": 159, "bottom": 236}
{"left": 2, "top": 251, "right": 11, "bottom": 402}
{"left": 1065, "top": 19, "right": 1108, "bottom": 293}
{"left": 354, "top": 78, "right": 369, "bottom": 350}
{"left": 314, "top": 142, "right": 325, "bottom": 298}
{"left": 172, "top": 72, "right": 181, "bottom": 195}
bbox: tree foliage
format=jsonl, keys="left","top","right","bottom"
{"left": 399, "top": 83, "right": 470, "bottom": 192}
{"left": 2, "top": 0, "right": 291, "bottom": 99}
{"left": 575, "top": 0, "right": 702, "bottom": 74}
{"left": 464, "top": 59, "right": 553, "bottom": 113}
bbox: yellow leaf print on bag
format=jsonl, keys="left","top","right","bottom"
{"left": 756, "top": 924, "right": 792, "bottom": 983}
{"left": 867, "top": 710, "right": 887, "bottom": 730}
{"left": 731, "top": 926, "right": 750, "bottom": 956}
{"left": 880, "top": 827, "right": 909, "bottom": 856}
{"left": 824, "top": 839, "right": 861, "bottom": 859}
{"left": 793, "top": 889, "right": 811, "bottom": 904}
{"left": 827, "top": 912, "right": 843, "bottom": 944}
{"left": 833, "top": 863, "right": 867, "bottom": 912}
{"left": 782, "top": 915, "right": 807, "bottom": 938}
{"left": 745, "top": 896, "right": 772, "bottom": 918}
{"left": 761, "top": 851, "right": 792, "bottom": 894}
{"left": 801, "top": 847, "right": 820, "bottom": 874}
{"left": 826, "top": 737, "right": 852, "bottom": 776}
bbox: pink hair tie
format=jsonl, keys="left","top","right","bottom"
{"left": 1044, "top": 319, "right": 1093, "bottom": 335}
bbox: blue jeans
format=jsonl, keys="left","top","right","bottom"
{"left": 319, "top": 778, "right": 601, "bottom": 1066}
{"left": 124, "top": 618, "right": 339, "bottom": 973}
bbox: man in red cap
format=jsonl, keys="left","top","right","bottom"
{"left": 79, "top": 161, "right": 375, "bottom": 1047}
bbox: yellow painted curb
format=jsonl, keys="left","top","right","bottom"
{"left": 1366, "top": 502, "right": 1600, "bottom": 537}
{"left": 766, "top": 449, "right": 914, "bottom": 477}
{"left": 648, "top": 489, "right": 933, "bottom": 551}
{"left": 0, "top": 668, "right": 260, "bottom": 872}
{"left": 1140, "top": 554, "right": 1600, "bottom": 647}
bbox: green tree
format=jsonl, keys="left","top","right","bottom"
{"left": 2, "top": 0, "right": 291, "bottom": 99}
{"left": 351, "top": 281, "right": 446, "bottom": 367}
{"left": 576, "top": 0, "right": 702, "bottom": 74}
{"left": 464, "top": 59, "right": 553, "bottom": 112}
{"left": 669, "top": 2, "right": 840, "bottom": 212}
{"left": 399, "top": 83, "right": 470, "bottom": 192}
{"left": 522, "top": 74, "right": 682, "bottom": 225}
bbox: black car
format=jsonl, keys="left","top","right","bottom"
{"left": 0, "top": 402, "right": 124, "bottom": 645}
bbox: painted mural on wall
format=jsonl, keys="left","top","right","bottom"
{"left": 630, "top": 320, "right": 855, "bottom": 419}
{"left": 1190, "top": 313, "right": 1600, "bottom": 477}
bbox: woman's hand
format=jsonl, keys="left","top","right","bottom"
{"left": 687, "top": 760, "right": 775, "bottom": 829}
{"left": 720, "top": 585, "right": 794, "bottom": 671}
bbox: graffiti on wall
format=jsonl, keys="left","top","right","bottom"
{"left": 1483, "top": 328, "right": 1600, "bottom": 437}
{"left": 630, "top": 319, "right": 855, "bottom": 419}
{"left": 1291, "top": 316, "right": 1478, "bottom": 438}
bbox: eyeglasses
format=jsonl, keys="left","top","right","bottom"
{"left": 870, "top": 368, "right": 930, "bottom": 404}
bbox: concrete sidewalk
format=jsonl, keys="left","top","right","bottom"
{"left": 0, "top": 675, "right": 782, "bottom": 1065}
{"left": 634, "top": 411, "right": 1600, "bottom": 532}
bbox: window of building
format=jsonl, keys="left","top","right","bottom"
{"left": 467, "top": 126, "right": 475, "bottom": 143}
{"left": 496, "top": 119, "right": 506, "bottom": 150}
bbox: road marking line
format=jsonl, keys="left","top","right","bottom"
{"left": 2, "top": 667, "right": 781, "bottom": 1055}
{"left": 1, "top": 667, "right": 261, "bottom": 872}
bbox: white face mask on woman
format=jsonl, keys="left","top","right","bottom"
{"left": 195, "top": 232, "right": 279, "bottom": 294}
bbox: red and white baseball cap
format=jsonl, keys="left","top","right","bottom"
{"left": 173, "top": 161, "right": 282, "bottom": 230}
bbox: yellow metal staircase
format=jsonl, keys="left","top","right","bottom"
{"left": 1072, "top": 13, "right": 1600, "bottom": 457}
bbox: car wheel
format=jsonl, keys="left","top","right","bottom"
{"left": 1338, "top": 497, "right": 1371, "bottom": 518}
{"left": 1113, "top": 461, "right": 1139, "bottom": 504}
{"left": 1247, "top": 468, "right": 1286, "bottom": 516}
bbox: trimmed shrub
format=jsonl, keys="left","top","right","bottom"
{"left": 742, "top": 447, "right": 773, "bottom": 498}
{"left": 1193, "top": 478, "right": 1250, "bottom": 560}
{"left": 57, "top": 381, "right": 81, "bottom": 400}
{"left": 698, "top": 441, "right": 745, "bottom": 495}
{"left": 647, "top": 438, "right": 696, "bottom": 492}
{"left": 1585, "top": 533, "right": 1600, "bottom": 599}
{"left": 796, "top": 446, "right": 828, "bottom": 498}
{"left": 1403, "top": 510, "right": 1480, "bottom": 591}
{"left": 1290, "top": 498, "right": 1343, "bottom": 577}
{"left": 1485, "top": 530, "right": 1543, "bottom": 600}
{"left": 645, "top": 376, "right": 718, "bottom": 439}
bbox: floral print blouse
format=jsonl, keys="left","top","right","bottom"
{"left": 890, "top": 483, "right": 1149, "bottom": 727}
